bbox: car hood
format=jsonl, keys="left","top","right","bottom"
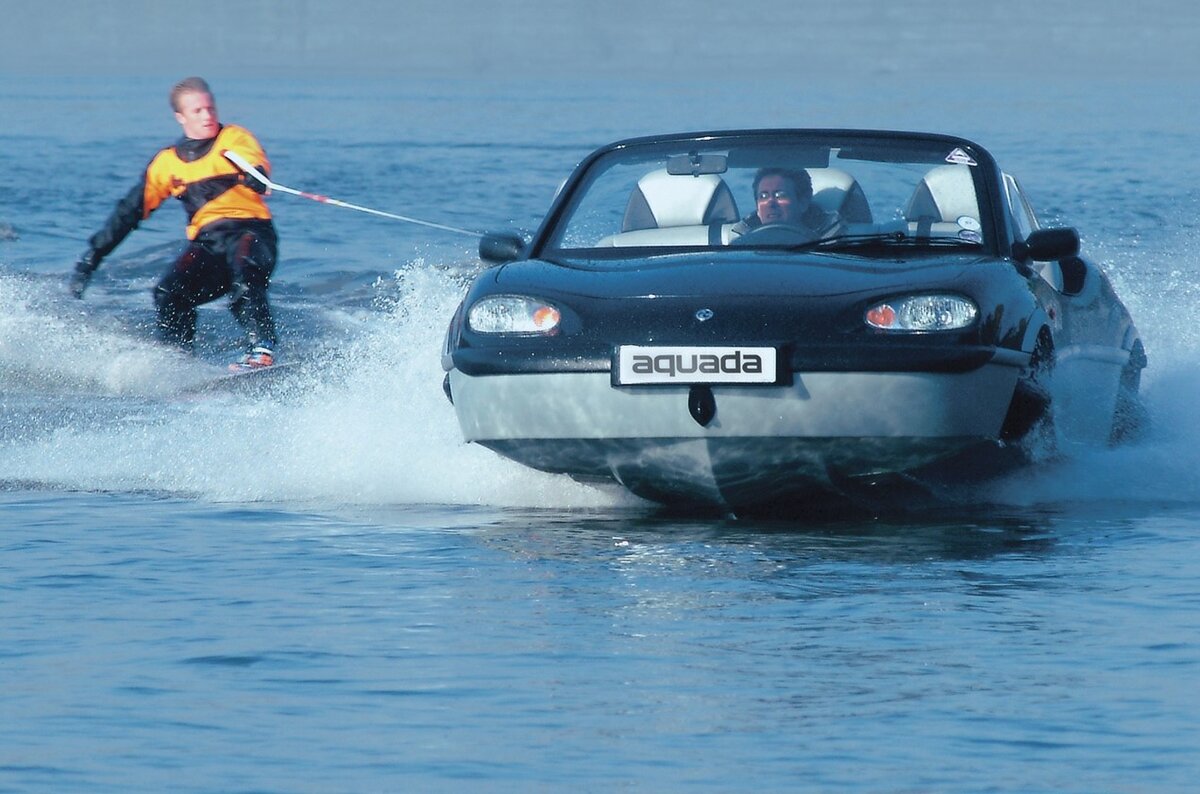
{"left": 490, "top": 251, "right": 994, "bottom": 300}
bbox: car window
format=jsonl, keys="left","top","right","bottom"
{"left": 1004, "top": 173, "right": 1040, "bottom": 240}
{"left": 542, "top": 134, "right": 992, "bottom": 261}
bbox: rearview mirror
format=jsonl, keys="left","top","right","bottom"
{"left": 666, "top": 153, "right": 728, "bottom": 176}
{"left": 1015, "top": 227, "right": 1080, "bottom": 262}
{"left": 479, "top": 231, "right": 525, "bottom": 264}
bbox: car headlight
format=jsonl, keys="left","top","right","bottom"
{"left": 467, "top": 295, "right": 562, "bottom": 335}
{"left": 865, "top": 294, "right": 978, "bottom": 332}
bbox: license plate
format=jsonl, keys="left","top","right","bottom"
{"left": 614, "top": 345, "right": 779, "bottom": 386}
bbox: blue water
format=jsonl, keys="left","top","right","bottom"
{"left": 4, "top": 34, "right": 1200, "bottom": 794}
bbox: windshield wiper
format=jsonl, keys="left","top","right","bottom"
{"left": 780, "top": 231, "right": 984, "bottom": 253}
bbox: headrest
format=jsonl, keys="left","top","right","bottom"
{"left": 622, "top": 170, "right": 740, "bottom": 232}
{"left": 809, "top": 167, "right": 872, "bottom": 223}
{"left": 905, "top": 164, "right": 979, "bottom": 223}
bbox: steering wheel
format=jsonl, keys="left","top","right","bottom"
{"left": 729, "top": 223, "right": 817, "bottom": 246}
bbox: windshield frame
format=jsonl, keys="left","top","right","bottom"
{"left": 528, "top": 129, "right": 1010, "bottom": 263}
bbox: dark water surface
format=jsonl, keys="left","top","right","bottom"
{"left": 3, "top": 49, "right": 1200, "bottom": 793}
{"left": 4, "top": 491, "right": 1200, "bottom": 791}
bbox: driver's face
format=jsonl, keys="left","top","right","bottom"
{"left": 756, "top": 174, "right": 809, "bottom": 224}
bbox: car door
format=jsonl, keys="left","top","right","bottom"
{"left": 1004, "top": 173, "right": 1131, "bottom": 441}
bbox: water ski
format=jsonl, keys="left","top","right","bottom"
{"left": 181, "top": 361, "right": 303, "bottom": 395}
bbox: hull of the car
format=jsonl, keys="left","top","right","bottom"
{"left": 450, "top": 367, "right": 1019, "bottom": 441}
{"left": 448, "top": 363, "right": 1024, "bottom": 508}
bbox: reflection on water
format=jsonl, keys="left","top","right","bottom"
{"left": 477, "top": 504, "right": 1065, "bottom": 560}
{"left": 3, "top": 490, "right": 1198, "bottom": 791}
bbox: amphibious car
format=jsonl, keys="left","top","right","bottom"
{"left": 443, "top": 129, "right": 1145, "bottom": 511}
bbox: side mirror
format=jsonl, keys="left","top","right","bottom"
{"left": 1014, "top": 227, "right": 1080, "bottom": 262}
{"left": 479, "top": 231, "right": 525, "bottom": 264}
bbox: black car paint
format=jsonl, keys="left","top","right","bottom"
{"left": 446, "top": 129, "right": 1140, "bottom": 413}
{"left": 445, "top": 250, "right": 1046, "bottom": 377}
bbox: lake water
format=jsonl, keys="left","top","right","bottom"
{"left": 4, "top": 30, "right": 1200, "bottom": 793}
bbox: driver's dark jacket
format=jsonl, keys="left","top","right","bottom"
{"left": 86, "top": 124, "right": 272, "bottom": 261}
{"left": 729, "top": 204, "right": 843, "bottom": 239}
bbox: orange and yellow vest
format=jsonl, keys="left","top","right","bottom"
{"left": 143, "top": 124, "right": 272, "bottom": 239}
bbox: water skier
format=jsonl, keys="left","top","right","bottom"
{"left": 70, "top": 76, "right": 278, "bottom": 371}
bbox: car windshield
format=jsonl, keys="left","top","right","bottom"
{"left": 539, "top": 132, "right": 994, "bottom": 261}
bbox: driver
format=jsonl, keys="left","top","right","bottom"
{"left": 729, "top": 167, "right": 842, "bottom": 241}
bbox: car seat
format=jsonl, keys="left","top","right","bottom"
{"left": 621, "top": 169, "right": 740, "bottom": 232}
{"left": 904, "top": 164, "right": 981, "bottom": 236}
{"left": 809, "top": 168, "right": 872, "bottom": 223}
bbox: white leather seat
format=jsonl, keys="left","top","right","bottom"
{"left": 809, "top": 167, "right": 872, "bottom": 223}
{"left": 904, "top": 164, "right": 981, "bottom": 236}
{"left": 621, "top": 169, "right": 740, "bottom": 232}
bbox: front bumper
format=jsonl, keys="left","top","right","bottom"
{"left": 449, "top": 365, "right": 1021, "bottom": 443}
